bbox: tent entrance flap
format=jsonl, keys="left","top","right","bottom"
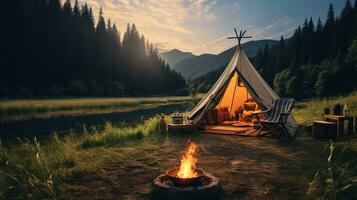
{"left": 216, "top": 71, "right": 251, "bottom": 117}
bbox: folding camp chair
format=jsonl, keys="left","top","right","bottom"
{"left": 252, "top": 98, "right": 294, "bottom": 138}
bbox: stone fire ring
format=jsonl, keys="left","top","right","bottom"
{"left": 152, "top": 173, "right": 220, "bottom": 200}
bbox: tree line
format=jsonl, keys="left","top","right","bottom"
{"left": 0, "top": 0, "right": 186, "bottom": 97}
{"left": 254, "top": 0, "right": 357, "bottom": 98}
{"left": 191, "top": 0, "right": 357, "bottom": 99}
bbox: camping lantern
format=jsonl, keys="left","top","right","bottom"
{"left": 172, "top": 112, "right": 184, "bottom": 124}
{"left": 344, "top": 104, "right": 350, "bottom": 116}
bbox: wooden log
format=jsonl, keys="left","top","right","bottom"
{"left": 312, "top": 121, "right": 337, "bottom": 140}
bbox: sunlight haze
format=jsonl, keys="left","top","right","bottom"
{"left": 78, "top": 0, "right": 344, "bottom": 55}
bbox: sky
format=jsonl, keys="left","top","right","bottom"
{"left": 76, "top": 0, "right": 346, "bottom": 55}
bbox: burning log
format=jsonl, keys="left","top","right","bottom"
{"left": 167, "top": 139, "right": 205, "bottom": 186}
{"left": 153, "top": 139, "right": 221, "bottom": 199}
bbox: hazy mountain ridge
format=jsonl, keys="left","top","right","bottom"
{"left": 173, "top": 40, "right": 279, "bottom": 79}
{"left": 159, "top": 49, "right": 195, "bottom": 68}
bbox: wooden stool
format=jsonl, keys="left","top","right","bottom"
{"left": 312, "top": 121, "right": 337, "bottom": 140}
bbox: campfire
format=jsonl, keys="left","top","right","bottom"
{"left": 153, "top": 139, "right": 221, "bottom": 200}
{"left": 167, "top": 140, "right": 205, "bottom": 186}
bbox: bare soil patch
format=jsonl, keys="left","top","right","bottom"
{"left": 61, "top": 134, "right": 330, "bottom": 200}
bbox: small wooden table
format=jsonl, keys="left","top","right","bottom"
{"left": 168, "top": 123, "right": 193, "bottom": 133}
{"left": 324, "top": 115, "right": 354, "bottom": 138}
{"left": 312, "top": 121, "right": 337, "bottom": 140}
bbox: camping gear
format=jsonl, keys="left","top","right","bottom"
{"left": 333, "top": 103, "right": 342, "bottom": 115}
{"left": 312, "top": 121, "right": 337, "bottom": 140}
{"left": 343, "top": 103, "right": 350, "bottom": 116}
{"left": 325, "top": 115, "right": 354, "bottom": 138}
{"left": 172, "top": 112, "right": 184, "bottom": 124}
{"left": 252, "top": 98, "right": 295, "bottom": 137}
{"left": 187, "top": 29, "right": 299, "bottom": 137}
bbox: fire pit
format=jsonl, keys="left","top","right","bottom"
{"left": 167, "top": 167, "right": 205, "bottom": 187}
{"left": 153, "top": 140, "right": 220, "bottom": 200}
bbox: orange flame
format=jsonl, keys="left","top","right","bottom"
{"left": 177, "top": 140, "right": 198, "bottom": 178}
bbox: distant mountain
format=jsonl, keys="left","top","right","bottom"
{"left": 160, "top": 49, "right": 195, "bottom": 68}
{"left": 174, "top": 40, "right": 278, "bottom": 80}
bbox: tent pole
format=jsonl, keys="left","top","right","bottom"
{"left": 229, "top": 71, "right": 238, "bottom": 114}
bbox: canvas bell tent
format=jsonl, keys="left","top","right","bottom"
{"left": 187, "top": 31, "right": 298, "bottom": 136}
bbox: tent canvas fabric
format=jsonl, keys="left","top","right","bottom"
{"left": 187, "top": 46, "right": 299, "bottom": 136}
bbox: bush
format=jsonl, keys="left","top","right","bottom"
{"left": 315, "top": 71, "right": 330, "bottom": 96}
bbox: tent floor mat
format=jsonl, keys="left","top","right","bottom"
{"left": 202, "top": 125, "right": 268, "bottom": 137}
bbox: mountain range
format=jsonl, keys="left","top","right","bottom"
{"left": 159, "top": 49, "right": 195, "bottom": 67}
{"left": 160, "top": 40, "right": 278, "bottom": 80}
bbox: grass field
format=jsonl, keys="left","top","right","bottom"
{"left": 293, "top": 91, "right": 357, "bottom": 125}
{"left": 1, "top": 92, "right": 357, "bottom": 199}
{"left": 0, "top": 94, "right": 204, "bottom": 122}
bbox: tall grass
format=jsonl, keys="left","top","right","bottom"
{"left": 307, "top": 142, "right": 357, "bottom": 200}
{"left": 0, "top": 138, "right": 60, "bottom": 199}
{"left": 81, "top": 116, "right": 162, "bottom": 148}
{"left": 0, "top": 115, "right": 162, "bottom": 199}
{"left": 293, "top": 91, "right": 357, "bottom": 124}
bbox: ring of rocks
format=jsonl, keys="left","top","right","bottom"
{"left": 152, "top": 173, "right": 220, "bottom": 200}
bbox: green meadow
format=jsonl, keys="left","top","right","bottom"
{"left": 1, "top": 93, "right": 357, "bottom": 199}
{"left": 293, "top": 91, "right": 357, "bottom": 125}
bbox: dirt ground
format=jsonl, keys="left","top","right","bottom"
{"left": 60, "top": 133, "right": 333, "bottom": 200}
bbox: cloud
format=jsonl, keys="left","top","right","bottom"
{"left": 249, "top": 16, "right": 294, "bottom": 38}
{"left": 193, "top": 17, "right": 296, "bottom": 54}
{"left": 72, "top": 1, "right": 297, "bottom": 55}
{"left": 78, "top": 0, "right": 218, "bottom": 34}
{"left": 74, "top": 0, "right": 220, "bottom": 53}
